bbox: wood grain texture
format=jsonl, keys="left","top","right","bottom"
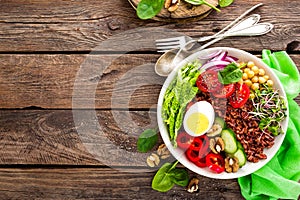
{"left": 0, "top": 168, "right": 244, "bottom": 199}
{"left": 0, "top": 54, "right": 299, "bottom": 109}
{"left": 0, "top": 0, "right": 299, "bottom": 52}
{"left": 0, "top": 109, "right": 160, "bottom": 166}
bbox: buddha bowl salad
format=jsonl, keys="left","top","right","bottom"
{"left": 162, "top": 50, "right": 287, "bottom": 174}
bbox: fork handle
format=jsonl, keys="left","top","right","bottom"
{"left": 198, "top": 23, "right": 273, "bottom": 42}
{"left": 197, "top": 14, "right": 260, "bottom": 42}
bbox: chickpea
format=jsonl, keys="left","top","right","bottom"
{"left": 251, "top": 83, "right": 260, "bottom": 90}
{"left": 263, "top": 75, "right": 270, "bottom": 80}
{"left": 238, "top": 79, "right": 244, "bottom": 85}
{"left": 242, "top": 73, "right": 248, "bottom": 80}
{"left": 267, "top": 80, "right": 274, "bottom": 87}
{"left": 251, "top": 76, "right": 259, "bottom": 83}
{"left": 237, "top": 62, "right": 245, "bottom": 68}
{"left": 258, "top": 77, "right": 267, "bottom": 84}
{"left": 258, "top": 68, "right": 265, "bottom": 76}
{"left": 252, "top": 66, "right": 259, "bottom": 74}
{"left": 244, "top": 80, "right": 252, "bottom": 87}
{"left": 244, "top": 68, "right": 250, "bottom": 73}
{"left": 249, "top": 93, "right": 255, "bottom": 99}
{"left": 247, "top": 61, "right": 255, "bottom": 68}
{"left": 247, "top": 70, "right": 255, "bottom": 79}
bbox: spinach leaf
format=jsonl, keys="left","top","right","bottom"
{"left": 152, "top": 162, "right": 175, "bottom": 192}
{"left": 152, "top": 161, "right": 189, "bottom": 192}
{"left": 218, "top": 63, "right": 243, "bottom": 84}
{"left": 137, "top": 129, "right": 158, "bottom": 152}
{"left": 169, "top": 168, "right": 189, "bottom": 187}
{"left": 219, "top": 0, "right": 234, "bottom": 8}
{"left": 137, "top": 0, "right": 164, "bottom": 20}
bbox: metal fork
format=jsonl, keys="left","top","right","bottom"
{"left": 155, "top": 3, "right": 263, "bottom": 53}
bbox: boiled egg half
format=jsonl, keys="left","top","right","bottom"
{"left": 183, "top": 101, "right": 215, "bottom": 137}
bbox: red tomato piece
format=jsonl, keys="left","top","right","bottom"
{"left": 205, "top": 153, "right": 225, "bottom": 173}
{"left": 176, "top": 132, "right": 194, "bottom": 150}
{"left": 212, "top": 83, "right": 235, "bottom": 98}
{"left": 196, "top": 70, "right": 221, "bottom": 92}
{"left": 229, "top": 83, "right": 250, "bottom": 108}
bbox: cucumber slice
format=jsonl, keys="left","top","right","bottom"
{"left": 221, "top": 129, "right": 237, "bottom": 154}
{"left": 234, "top": 149, "right": 247, "bottom": 167}
{"left": 237, "top": 141, "right": 244, "bottom": 150}
{"left": 206, "top": 117, "right": 225, "bottom": 137}
{"left": 214, "top": 117, "right": 226, "bottom": 129}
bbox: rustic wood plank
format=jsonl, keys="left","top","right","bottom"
{"left": 0, "top": 0, "right": 299, "bottom": 52}
{"left": 0, "top": 54, "right": 299, "bottom": 109}
{"left": 0, "top": 168, "right": 244, "bottom": 199}
{"left": 0, "top": 110, "right": 162, "bottom": 166}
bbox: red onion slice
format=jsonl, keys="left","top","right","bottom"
{"left": 211, "top": 51, "right": 228, "bottom": 61}
{"left": 225, "top": 56, "right": 239, "bottom": 63}
{"left": 200, "top": 60, "right": 231, "bottom": 71}
{"left": 198, "top": 50, "right": 222, "bottom": 60}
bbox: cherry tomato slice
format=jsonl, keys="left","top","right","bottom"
{"left": 176, "top": 132, "right": 194, "bottom": 150}
{"left": 212, "top": 83, "right": 235, "bottom": 98}
{"left": 196, "top": 70, "right": 221, "bottom": 92}
{"left": 229, "top": 83, "right": 250, "bottom": 108}
{"left": 206, "top": 153, "right": 225, "bottom": 173}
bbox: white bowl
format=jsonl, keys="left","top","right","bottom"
{"left": 157, "top": 47, "right": 289, "bottom": 179}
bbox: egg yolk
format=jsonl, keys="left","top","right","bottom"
{"left": 186, "top": 112, "right": 209, "bottom": 135}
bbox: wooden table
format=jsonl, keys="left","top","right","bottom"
{"left": 0, "top": 0, "right": 299, "bottom": 199}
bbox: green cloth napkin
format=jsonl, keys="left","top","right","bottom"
{"left": 238, "top": 50, "right": 300, "bottom": 200}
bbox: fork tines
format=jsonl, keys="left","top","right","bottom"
{"left": 155, "top": 36, "right": 186, "bottom": 52}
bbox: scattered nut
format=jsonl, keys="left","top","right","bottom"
{"left": 209, "top": 137, "right": 225, "bottom": 154}
{"left": 146, "top": 153, "right": 160, "bottom": 167}
{"left": 164, "top": 0, "right": 180, "bottom": 12}
{"left": 187, "top": 177, "right": 200, "bottom": 193}
{"left": 157, "top": 144, "right": 171, "bottom": 159}
{"left": 225, "top": 156, "right": 239, "bottom": 173}
{"left": 206, "top": 124, "right": 222, "bottom": 137}
{"left": 164, "top": 0, "right": 172, "bottom": 8}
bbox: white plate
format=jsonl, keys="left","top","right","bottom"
{"left": 157, "top": 47, "right": 289, "bottom": 179}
